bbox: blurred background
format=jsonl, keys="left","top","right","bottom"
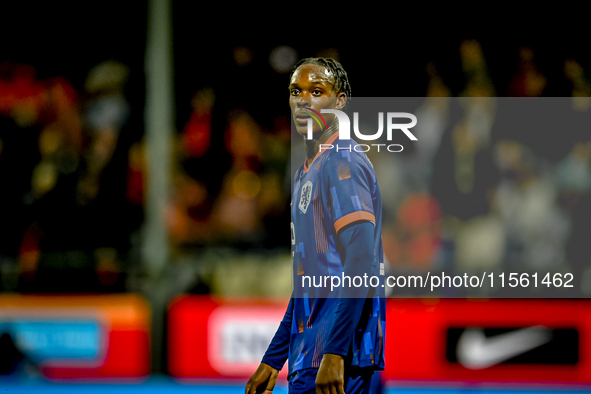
{"left": 1, "top": 2, "right": 591, "bottom": 393}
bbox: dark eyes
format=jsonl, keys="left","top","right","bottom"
{"left": 290, "top": 89, "right": 323, "bottom": 96}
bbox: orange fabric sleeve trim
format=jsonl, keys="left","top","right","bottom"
{"left": 334, "top": 211, "right": 376, "bottom": 234}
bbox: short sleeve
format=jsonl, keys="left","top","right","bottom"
{"left": 325, "top": 150, "right": 376, "bottom": 234}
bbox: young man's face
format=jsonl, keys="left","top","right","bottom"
{"left": 289, "top": 63, "right": 346, "bottom": 138}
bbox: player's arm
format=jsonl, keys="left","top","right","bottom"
{"left": 316, "top": 152, "right": 377, "bottom": 394}
{"left": 245, "top": 363, "right": 278, "bottom": 394}
{"left": 261, "top": 296, "right": 293, "bottom": 369}
{"left": 324, "top": 221, "right": 375, "bottom": 353}
{"left": 315, "top": 222, "right": 375, "bottom": 394}
{"left": 246, "top": 297, "right": 293, "bottom": 394}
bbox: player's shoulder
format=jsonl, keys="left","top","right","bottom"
{"left": 294, "top": 164, "right": 305, "bottom": 180}
{"left": 322, "top": 138, "right": 375, "bottom": 173}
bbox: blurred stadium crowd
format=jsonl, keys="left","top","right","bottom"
{"left": 373, "top": 41, "right": 591, "bottom": 297}
{"left": 0, "top": 58, "right": 292, "bottom": 295}
{"left": 1, "top": 39, "right": 591, "bottom": 298}
{"left": 0, "top": 60, "right": 140, "bottom": 293}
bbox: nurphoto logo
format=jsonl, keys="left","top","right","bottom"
{"left": 305, "top": 109, "right": 418, "bottom": 153}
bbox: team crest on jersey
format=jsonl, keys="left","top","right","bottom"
{"left": 299, "top": 181, "right": 313, "bottom": 214}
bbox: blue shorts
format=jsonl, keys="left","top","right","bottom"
{"left": 288, "top": 367, "right": 375, "bottom": 394}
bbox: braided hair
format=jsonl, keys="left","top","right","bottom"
{"left": 288, "top": 57, "right": 352, "bottom": 102}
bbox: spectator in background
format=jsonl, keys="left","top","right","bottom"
{"left": 508, "top": 47, "right": 547, "bottom": 97}
{"left": 168, "top": 94, "right": 290, "bottom": 247}
{"left": 0, "top": 63, "right": 45, "bottom": 291}
{"left": 379, "top": 64, "right": 450, "bottom": 280}
{"left": 80, "top": 60, "right": 132, "bottom": 289}
{"left": 494, "top": 141, "right": 569, "bottom": 274}
{"left": 182, "top": 88, "right": 213, "bottom": 159}
{"left": 79, "top": 60, "right": 130, "bottom": 205}
{"left": 565, "top": 59, "right": 591, "bottom": 112}
{"left": 22, "top": 60, "right": 133, "bottom": 293}
{"left": 215, "top": 109, "right": 265, "bottom": 242}
{"left": 558, "top": 139, "right": 591, "bottom": 295}
{"left": 167, "top": 88, "right": 217, "bottom": 245}
{"left": 432, "top": 40, "right": 497, "bottom": 221}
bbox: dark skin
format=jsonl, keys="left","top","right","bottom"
{"left": 289, "top": 63, "right": 347, "bottom": 169}
{"left": 245, "top": 362, "right": 278, "bottom": 394}
{"left": 245, "top": 63, "right": 348, "bottom": 394}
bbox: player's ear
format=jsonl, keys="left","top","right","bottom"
{"left": 336, "top": 92, "right": 347, "bottom": 110}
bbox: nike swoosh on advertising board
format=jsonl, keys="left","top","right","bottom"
{"left": 457, "top": 326, "right": 552, "bottom": 370}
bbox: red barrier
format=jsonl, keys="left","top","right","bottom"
{"left": 168, "top": 296, "right": 289, "bottom": 380}
{"left": 168, "top": 296, "right": 591, "bottom": 383}
{"left": 384, "top": 299, "right": 591, "bottom": 383}
{"left": 0, "top": 294, "right": 150, "bottom": 379}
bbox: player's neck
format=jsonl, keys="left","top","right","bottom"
{"left": 304, "top": 120, "right": 339, "bottom": 167}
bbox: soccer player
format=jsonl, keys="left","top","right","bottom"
{"left": 245, "top": 58, "right": 385, "bottom": 394}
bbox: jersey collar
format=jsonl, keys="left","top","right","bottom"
{"left": 303, "top": 132, "right": 340, "bottom": 173}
